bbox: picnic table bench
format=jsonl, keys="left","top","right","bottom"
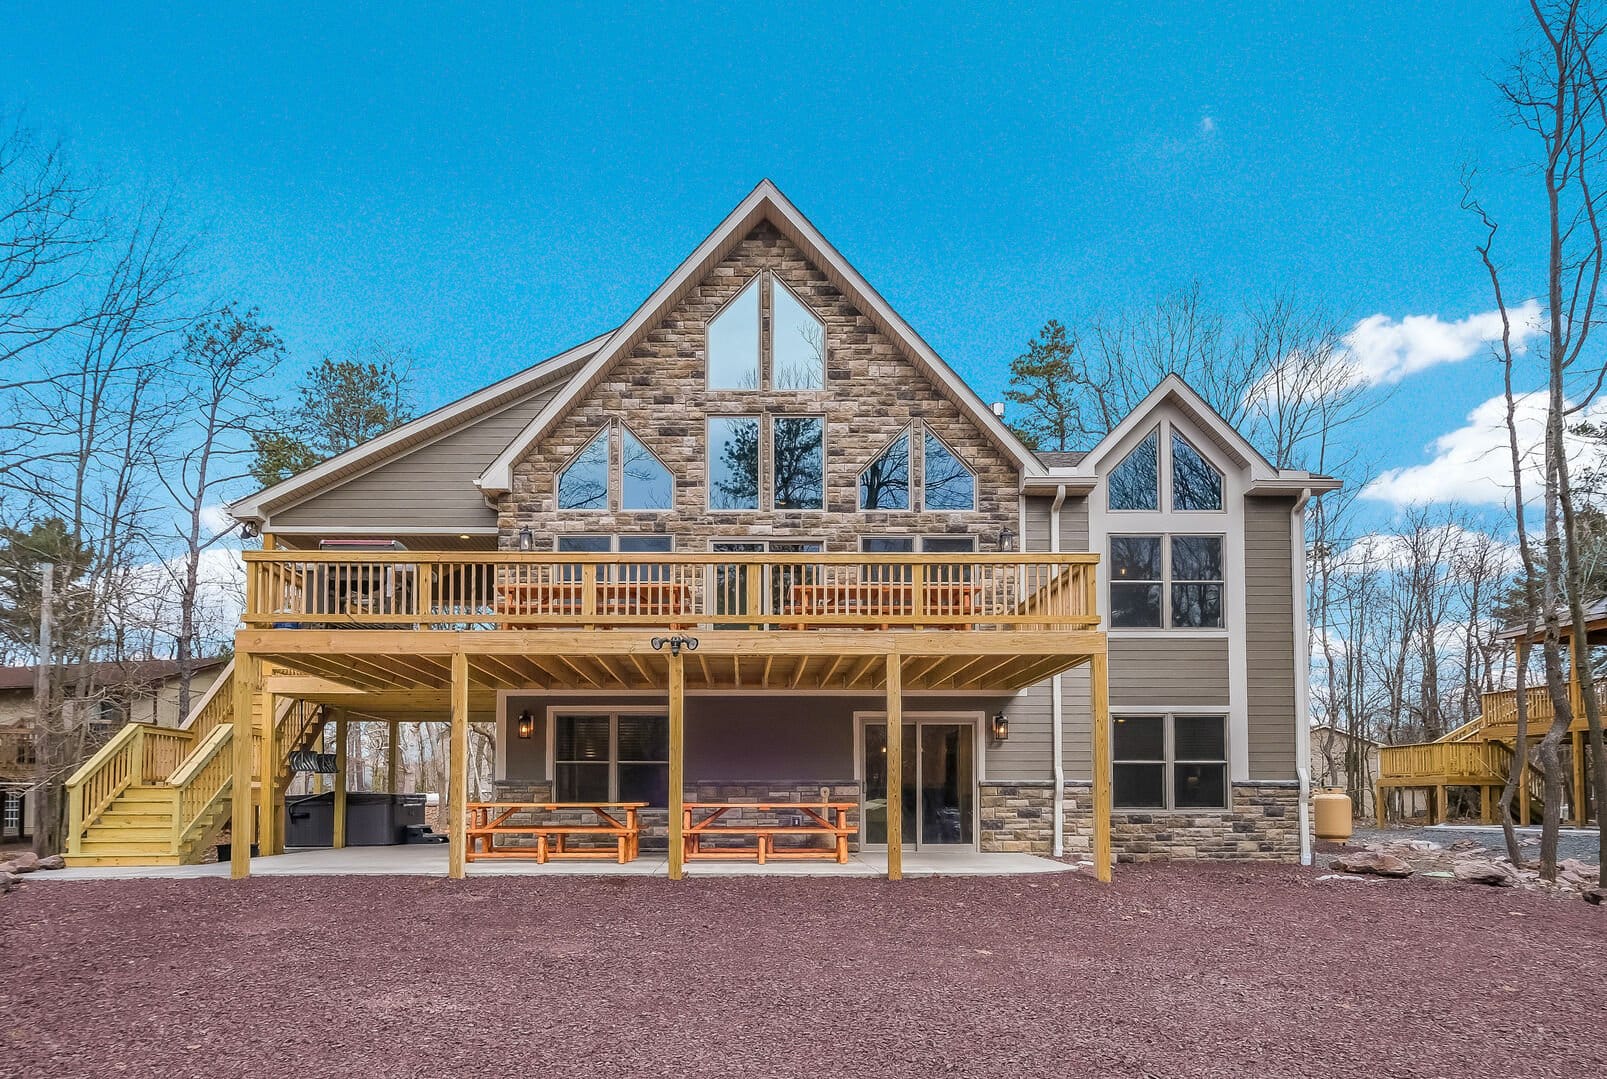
{"left": 682, "top": 801, "right": 856, "bottom": 864}
{"left": 466, "top": 801, "right": 645, "bottom": 863}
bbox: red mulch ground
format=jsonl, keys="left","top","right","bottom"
{"left": 3, "top": 864, "right": 1604, "bottom": 1078}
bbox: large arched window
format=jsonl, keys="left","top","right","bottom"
{"left": 859, "top": 429, "right": 911, "bottom": 510}
{"left": 772, "top": 279, "right": 825, "bottom": 390}
{"left": 1107, "top": 428, "right": 1160, "bottom": 511}
{"left": 707, "top": 277, "right": 761, "bottom": 390}
{"left": 621, "top": 426, "right": 674, "bottom": 510}
{"left": 922, "top": 431, "right": 975, "bottom": 511}
{"left": 556, "top": 429, "right": 610, "bottom": 510}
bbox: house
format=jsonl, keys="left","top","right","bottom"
{"left": 1, "top": 657, "right": 227, "bottom": 843}
{"left": 64, "top": 182, "right": 1338, "bottom": 876}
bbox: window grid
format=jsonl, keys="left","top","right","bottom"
{"left": 552, "top": 712, "right": 670, "bottom": 806}
{"left": 1109, "top": 533, "right": 1225, "bottom": 630}
{"left": 1113, "top": 713, "right": 1229, "bottom": 810}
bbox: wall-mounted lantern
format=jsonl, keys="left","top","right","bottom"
{"left": 516, "top": 710, "right": 535, "bottom": 739}
{"left": 517, "top": 527, "right": 533, "bottom": 552}
{"left": 990, "top": 711, "right": 1009, "bottom": 742}
{"left": 997, "top": 527, "right": 1016, "bottom": 552}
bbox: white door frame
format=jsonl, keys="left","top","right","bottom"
{"left": 852, "top": 710, "right": 985, "bottom": 850}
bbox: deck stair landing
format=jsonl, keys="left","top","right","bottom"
{"left": 63, "top": 661, "right": 325, "bottom": 868}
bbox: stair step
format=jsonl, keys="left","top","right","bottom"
{"left": 116, "top": 786, "right": 177, "bottom": 803}
{"left": 84, "top": 825, "right": 175, "bottom": 843}
{"left": 65, "top": 853, "right": 184, "bottom": 868}
{"left": 98, "top": 807, "right": 175, "bottom": 825}
{"left": 76, "top": 839, "right": 177, "bottom": 856}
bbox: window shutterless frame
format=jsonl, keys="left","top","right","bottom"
{"left": 1108, "top": 532, "right": 1226, "bottom": 631}
{"left": 1112, "top": 712, "right": 1229, "bottom": 810}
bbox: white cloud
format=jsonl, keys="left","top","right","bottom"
{"left": 1340, "top": 300, "right": 1541, "bottom": 386}
{"left": 1198, "top": 115, "right": 1216, "bottom": 137}
{"left": 1362, "top": 390, "right": 1607, "bottom": 507}
{"left": 1335, "top": 524, "right": 1519, "bottom": 575}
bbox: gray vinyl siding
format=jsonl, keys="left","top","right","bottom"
{"left": 271, "top": 386, "right": 560, "bottom": 532}
{"left": 1245, "top": 496, "right": 1299, "bottom": 779}
{"left": 1022, "top": 494, "right": 1090, "bottom": 552}
{"left": 1109, "top": 637, "right": 1230, "bottom": 707}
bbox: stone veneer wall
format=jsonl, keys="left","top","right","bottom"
{"left": 980, "top": 780, "right": 1305, "bottom": 862}
{"left": 497, "top": 221, "right": 1019, "bottom": 554}
{"left": 491, "top": 778, "right": 860, "bottom": 851}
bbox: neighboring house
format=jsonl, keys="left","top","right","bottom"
{"left": 74, "top": 182, "right": 1338, "bottom": 874}
{"left": 1310, "top": 723, "right": 1402, "bottom": 819}
{"left": 0, "top": 658, "right": 228, "bottom": 842}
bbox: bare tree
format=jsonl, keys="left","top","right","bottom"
{"left": 153, "top": 306, "right": 283, "bottom": 716}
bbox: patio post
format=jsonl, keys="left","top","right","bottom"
{"left": 1090, "top": 650, "right": 1112, "bottom": 883}
{"left": 668, "top": 648, "right": 685, "bottom": 881}
{"left": 448, "top": 652, "right": 469, "bottom": 879}
{"left": 387, "top": 719, "right": 400, "bottom": 793}
{"left": 885, "top": 652, "right": 902, "bottom": 882}
{"left": 259, "top": 684, "right": 278, "bottom": 856}
{"left": 230, "top": 648, "right": 257, "bottom": 880}
{"left": 333, "top": 711, "right": 348, "bottom": 849}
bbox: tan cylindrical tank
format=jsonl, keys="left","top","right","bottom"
{"left": 1312, "top": 787, "right": 1353, "bottom": 841}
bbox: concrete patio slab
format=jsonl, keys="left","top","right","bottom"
{"left": 42, "top": 844, "right": 1077, "bottom": 881}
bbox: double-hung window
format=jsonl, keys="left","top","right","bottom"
{"left": 1109, "top": 534, "right": 1223, "bottom": 629}
{"left": 1113, "top": 713, "right": 1228, "bottom": 809}
{"left": 553, "top": 712, "right": 669, "bottom": 806}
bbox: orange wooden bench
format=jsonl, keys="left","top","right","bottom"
{"left": 787, "top": 582, "right": 980, "bottom": 629}
{"left": 682, "top": 801, "right": 856, "bottom": 864}
{"left": 466, "top": 802, "right": 645, "bottom": 863}
{"left": 494, "top": 581, "right": 691, "bottom": 628}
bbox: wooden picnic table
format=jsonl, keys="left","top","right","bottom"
{"left": 788, "top": 581, "right": 981, "bottom": 628}
{"left": 466, "top": 801, "right": 646, "bottom": 863}
{"left": 494, "top": 580, "right": 691, "bottom": 627}
{"left": 682, "top": 801, "right": 857, "bottom": 864}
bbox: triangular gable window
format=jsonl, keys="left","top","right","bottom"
{"left": 922, "top": 430, "right": 975, "bottom": 511}
{"left": 1107, "top": 428, "right": 1160, "bottom": 511}
{"left": 621, "top": 425, "right": 674, "bottom": 510}
{"left": 557, "top": 429, "right": 610, "bottom": 510}
{"left": 859, "top": 428, "right": 911, "bottom": 510}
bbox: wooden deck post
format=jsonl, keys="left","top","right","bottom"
{"left": 387, "top": 719, "right": 400, "bottom": 793}
{"left": 885, "top": 652, "right": 902, "bottom": 882}
{"left": 1090, "top": 651, "right": 1112, "bottom": 883}
{"left": 1518, "top": 761, "right": 1530, "bottom": 827}
{"left": 230, "top": 649, "right": 257, "bottom": 880}
{"left": 1573, "top": 731, "right": 1587, "bottom": 826}
{"left": 1374, "top": 783, "right": 1386, "bottom": 829}
{"left": 333, "top": 712, "right": 348, "bottom": 850}
{"left": 260, "top": 688, "right": 279, "bottom": 855}
{"left": 448, "top": 653, "right": 469, "bottom": 880}
{"left": 668, "top": 648, "right": 686, "bottom": 881}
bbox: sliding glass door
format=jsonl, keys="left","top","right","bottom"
{"left": 861, "top": 718, "right": 976, "bottom": 848}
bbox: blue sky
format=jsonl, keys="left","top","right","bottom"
{"left": 8, "top": 3, "right": 1561, "bottom": 534}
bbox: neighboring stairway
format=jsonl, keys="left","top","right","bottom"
{"left": 63, "top": 661, "right": 327, "bottom": 867}
{"left": 1376, "top": 714, "right": 1550, "bottom": 826}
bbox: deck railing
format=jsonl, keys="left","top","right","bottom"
{"left": 1479, "top": 679, "right": 1607, "bottom": 734}
{"left": 1378, "top": 741, "right": 1505, "bottom": 781}
{"left": 242, "top": 551, "right": 1102, "bottom": 631}
{"left": 169, "top": 724, "right": 235, "bottom": 850}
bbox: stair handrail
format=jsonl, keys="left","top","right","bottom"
{"left": 168, "top": 724, "right": 235, "bottom": 850}
{"left": 63, "top": 722, "right": 146, "bottom": 855}
{"left": 179, "top": 659, "right": 236, "bottom": 739}
{"left": 1435, "top": 715, "right": 1486, "bottom": 743}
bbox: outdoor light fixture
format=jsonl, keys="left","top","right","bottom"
{"left": 998, "top": 527, "right": 1016, "bottom": 552}
{"left": 991, "top": 712, "right": 1009, "bottom": 742}
{"left": 516, "top": 710, "right": 534, "bottom": 740}
{"left": 239, "top": 521, "right": 260, "bottom": 540}
{"left": 651, "top": 634, "right": 700, "bottom": 656}
{"left": 517, "top": 526, "right": 533, "bottom": 552}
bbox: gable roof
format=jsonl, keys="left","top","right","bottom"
{"left": 228, "top": 331, "right": 612, "bottom": 524}
{"left": 0, "top": 656, "right": 229, "bottom": 694}
{"left": 476, "top": 180, "right": 1046, "bottom": 494}
{"left": 1022, "top": 374, "right": 1341, "bottom": 496}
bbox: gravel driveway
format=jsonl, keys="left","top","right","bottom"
{"left": 1352, "top": 824, "right": 1601, "bottom": 865}
{"left": 4, "top": 865, "right": 1605, "bottom": 1078}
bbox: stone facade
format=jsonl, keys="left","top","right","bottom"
{"left": 497, "top": 222, "right": 1019, "bottom": 554}
{"left": 978, "top": 780, "right": 1055, "bottom": 853}
{"left": 981, "top": 780, "right": 1305, "bottom": 862}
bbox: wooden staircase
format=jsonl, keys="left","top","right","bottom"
{"left": 63, "top": 662, "right": 327, "bottom": 867}
{"left": 1376, "top": 717, "right": 1554, "bottom": 826}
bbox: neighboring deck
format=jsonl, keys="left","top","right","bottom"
{"left": 1375, "top": 683, "right": 1600, "bottom": 826}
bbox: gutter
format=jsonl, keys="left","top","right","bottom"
{"left": 1048, "top": 484, "right": 1068, "bottom": 858}
{"left": 1291, "top": 489, "right": 1314, "bottom": 866}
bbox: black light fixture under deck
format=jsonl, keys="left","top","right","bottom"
{"left": 516, "top": 710, "right": 535, "bottom": 739}
{"left": 991, "top": 712, "right": 1009, "bottom": 742}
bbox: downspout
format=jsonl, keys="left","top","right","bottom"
{"left": 1291, "top": 490, "right": 1314, "bottom": 866}
{"left": 1049, "top": 484, "right": 1068, "bottom": 857}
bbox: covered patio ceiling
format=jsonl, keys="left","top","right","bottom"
{"left": 241, "top": 628, "right": 1105, "bottom": 699}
